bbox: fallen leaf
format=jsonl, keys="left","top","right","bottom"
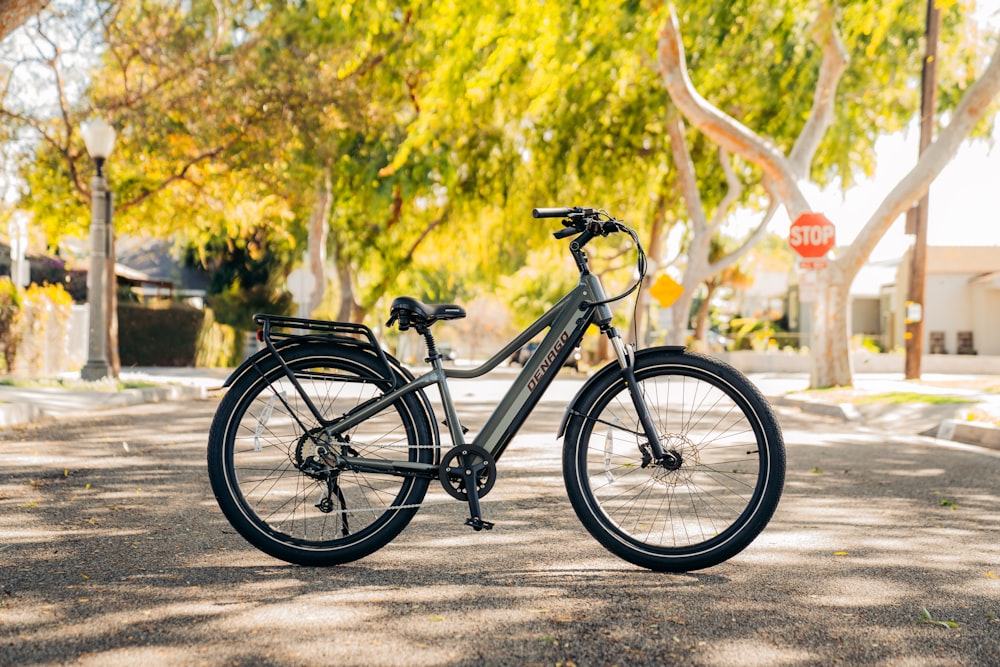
{"left": 834, "top": 551, "right": 849, "bottom": 556}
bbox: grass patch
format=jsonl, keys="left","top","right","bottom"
{"left": 853, "top": 392, "right": 978, "bottom": 406}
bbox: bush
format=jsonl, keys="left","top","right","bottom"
{"left": 12, "top": 283, "right": 73, "bottom": 376}
{"left": 118, "top": 303, "right": 205, "bottom": 367}
{"left": 0, "top": 278, "right": 23, "bottom": 372}
{"left": 195, "top": 308, "right": 244, "bottom": 368}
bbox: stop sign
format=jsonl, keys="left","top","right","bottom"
{"left": 788, "top": 213, "right": 836, "bottom": 259}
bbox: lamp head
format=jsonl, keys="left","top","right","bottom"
{"left": 82, "top": 118, "right": 116, "bottom": 174}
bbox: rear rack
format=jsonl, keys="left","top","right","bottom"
{"left": 253, "top": 313, "right": 398, "bottom": 391}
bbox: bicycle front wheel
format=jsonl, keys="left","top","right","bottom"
{"left": 207, "top": 343, "right": 435, "bottom": 566}
{"left": 563, "top": 349, "right": 784, "bottom": 572}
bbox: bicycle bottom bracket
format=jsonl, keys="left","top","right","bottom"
{"left": 438, "top": 445, "right": 497, "bottom": 501}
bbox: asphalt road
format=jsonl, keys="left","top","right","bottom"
{"left": 1, "top": 378, "right": 999, "bottom": 666}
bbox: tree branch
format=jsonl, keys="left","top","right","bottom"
{"left": 665, "top": 105, "right": 707, "bottom": 231}
{"left": 710, "top": 197, "right": 779, "bottom": 277}
{"left": 658, "top": 4, "right": 811, "bottom": 217}
{"left": 837, "top": 36, "right": 1000, "bottom": 278}
{"left": 708, "top": 146, "right": 743, "bottom": 229}
{"left": 788, "top": 1, "right": 849, "bottom": 175}
{"left": 117, "top": 145, "right": 228, "bottom": 212}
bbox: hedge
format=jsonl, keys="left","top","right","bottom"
{"left": 118, "top": 303, "right": 243, "bottom": 368}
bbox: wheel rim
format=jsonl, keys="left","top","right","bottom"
{"left": 578, "top": 363, "right": 773, "bottom": 555}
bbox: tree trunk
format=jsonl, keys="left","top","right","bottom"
{"left": 694, "top": 285, "right": 714, "bottom": 341}
{"left": 335, "top": 258, "right": 357, "bottom": 323}
{"left": 628, "top": 197, "right": 667, "bottom": 347}
{"left": 668, "top": 291, "right": 691, "bottom": 346}
{"left": 808, "top": 266, "right": 852, "bottom": 387}
{"left": 306, "top": 171, "right": 332, "bottom": 316}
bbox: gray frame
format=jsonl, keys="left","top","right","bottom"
{"left": 322, "top": 272, "right": 618, "bottom": 478}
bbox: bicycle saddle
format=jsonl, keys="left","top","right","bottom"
{"left": 387, "top": 296, "right": 466, "bottom": 331}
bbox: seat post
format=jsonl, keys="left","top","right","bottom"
{"left": 419, "top": 327, "right": 441, "bottom": 363}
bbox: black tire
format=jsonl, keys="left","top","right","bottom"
{"left": 563, "top": 349, "right": 784, "bottom": 572}
{"left": 207, "top": 343, "right": 435, "bottom": 566}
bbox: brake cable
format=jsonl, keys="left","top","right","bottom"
{"left": 579, "top": 210, "right": 648, "bottom": 309}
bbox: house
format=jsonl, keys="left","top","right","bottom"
{"left": 884, "top": 245, "right": 1000, "bottom": 355}
{"left": 114, "top": 236, "right": 210, "bottom": 305}
{"left": 789, "top": 246, "right": 1000, "bottom": 357}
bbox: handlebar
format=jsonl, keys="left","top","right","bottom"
{"left": 532, "top": 207, "right": 576, "bottom": 219}
{"left": 535, "top": 205, "right": 620, "bottom": 241}
{"left": 532, "top": 205, "right": 648, "bottom": 308}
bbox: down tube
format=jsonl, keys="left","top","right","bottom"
{"left": 473, "top": 301, "right": 596, "bottom": 460}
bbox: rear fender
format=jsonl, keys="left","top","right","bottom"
{"left": 222, "top": 339, "right": 441, "bottom": 458}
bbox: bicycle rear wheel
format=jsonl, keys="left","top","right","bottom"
{"left": 562, "top": 349, "right": 784, "bottom": 572}
{"left": 207, "top": 343, "right": 435, "bottom": 566}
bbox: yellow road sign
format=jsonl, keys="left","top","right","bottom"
{"left": 650, "top": 274, "right": 684, "bottom": 308}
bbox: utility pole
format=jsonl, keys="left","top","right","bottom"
{"left": 904, "top": 0, "right": 941, "bottom": 380}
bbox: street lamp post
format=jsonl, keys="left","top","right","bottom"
{"left": 80, "top": 118, "right": 116, "bottom": 381}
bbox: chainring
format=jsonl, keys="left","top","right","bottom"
{"left": 438, "top": 444, "right": 497, "bottom": 501}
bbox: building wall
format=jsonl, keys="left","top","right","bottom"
{"left": 851, "top": 297, "right": 881, "bottom": 337}
{"left": 970, "top": 282, "right": 1000, "bottom": 355}
{"left": 923, "top": 274, "right": 973, "bottom": 354}
{"left": 890, "top": 247, "right": 1000, "bottom": 357}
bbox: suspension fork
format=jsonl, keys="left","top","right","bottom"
{"left": 607, "top": 331, "right": 666, "bottom": 461}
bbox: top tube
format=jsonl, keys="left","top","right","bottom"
{"left": 442, "top": 294, "right": 571, "bottom": 380}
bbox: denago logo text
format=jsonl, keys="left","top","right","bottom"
{"left": 527, "top": 332, "right": 571, "bottom": 392}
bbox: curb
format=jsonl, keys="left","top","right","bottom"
{"left": 0, "top": 384, "right": 207, "bottom": 429}
{"left": 775, "top": 393, "right": 1000, "bottom": 451}
{"left": 771, "top": 395, "right": 862, "bottom": 422}
{"left": 936, "top": 419, "right": 1000, "bottom": 451}
{"left": 0, "top": 403, "right": 45, "bottom": 428}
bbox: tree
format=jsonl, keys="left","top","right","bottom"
{"left": 658, "top": 0, "right": 1000, "bottom": 387}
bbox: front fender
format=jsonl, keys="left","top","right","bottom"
{"left": 557, "top": 345, "right": 686, "bottom": 438}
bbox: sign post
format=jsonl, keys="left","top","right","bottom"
{"left": 287, "top": 265, "right": 317, "bottom": 319}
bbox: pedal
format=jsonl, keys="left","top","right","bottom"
{"left": 465, "top": 517, "right": 494, "bottom": 531}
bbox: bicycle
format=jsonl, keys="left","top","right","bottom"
{"left": 207, "top": 207, "right": 785, "bottom": 572}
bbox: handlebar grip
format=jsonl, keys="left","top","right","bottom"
{"left": 552, "top": 226, "right": 578, "bottom": 239}
{"left": 532, "top": 207, "right": 575, "bottom": 219}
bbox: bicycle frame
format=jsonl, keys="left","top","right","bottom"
{"left": 323, "top": 273, "right": 610, "bottom": 480}
{"left": 248, "top": 228, "right": 666, "bottom": 482}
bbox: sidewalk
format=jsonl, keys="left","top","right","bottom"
{"left": 0, "top": 368, "right": 228, "bottom": 428}
{"left": 0, "top": 367, "right": 998, "bottom": 449}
